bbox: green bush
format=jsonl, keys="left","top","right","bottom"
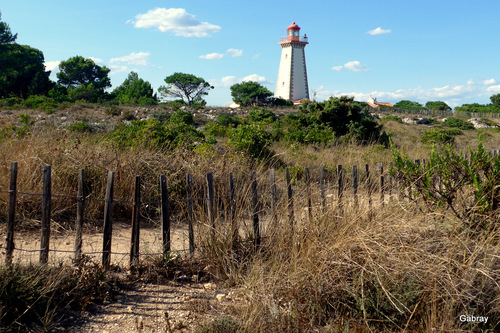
{"left": 381, "top": 115, "right": 402, "bottom": 123}
{"left": 23, "top": 95, "right": 58, "bottom": 110}
{"left": 69, "top": 121, "right": 93, "bottom": 133}
{"left": 443, "top": 117, "right": 475, "bottom": 130}
{"left": 227, "top": 123, "right": 273, "bottom": 158}
{"left": 169, "top": 109, "right": 194, "bottom": 125}
{"left": 248, "top": 107, "right": 278, "bottom": 123}
{"left": 420, "top": 128, "right": 462, "bottom": 145}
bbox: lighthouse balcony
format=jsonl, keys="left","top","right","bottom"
{"left": 279, "top": 36, "right": 308, "bottom": 44}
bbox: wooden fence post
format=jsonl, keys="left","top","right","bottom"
{"left": 379, "top": 163, "right": 384, "bottom": 207}
{"left": 319, "top": 166, "right": 326, "bottom": 212}
{"left": 352, "top": 165, "right": 358, "bottom": 207}
{"left": 186, "top": 174, "right": 194, "bottom": 255}
{"left": 130, "top": 175, "right": 141, "bottom": 269}
{"left": 229, "top": 172, "right": 237, "bottom": 248}
{"left": 305, "top": 168, "right": 312, "bottom": 223}
{"left": 337, "top": 165, "right": 343, "bottom": 206}
{"left": 365, "top": 164, "right": 372, "bottom": 212}
{"left": 286, "top": 168, "right": 294, "bottom": 227}
{"left": 251, "top": 172, "right": 260, "bottom": 248}
{"left": 206, "top": 173, "right": 215, "bottom": 237}
{"left": 74, "top": 169, "right": 85, "bottom": 265}
{"left": 102, "top": 171, "right": 115, "bottom": 269}
{"left": 160, "top": 175, "right": 171, "bottom": 257}
{"left": 40, "top": 166, "right": 51, "bottom": 264}
{"left": 5, "top": 162, "right": 17, "bottom": 266}
{"left": 269, "top": 169, "right": 278, "bottom": 226}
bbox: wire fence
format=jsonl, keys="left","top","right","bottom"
{"left": 1, "top": 151, "right": 499, "bottom": 269}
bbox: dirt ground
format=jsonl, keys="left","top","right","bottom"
{"left": 0, "top": 223, "right": 240, "bottom": 332}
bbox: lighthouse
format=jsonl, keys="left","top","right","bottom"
{"left": 275, "top": 22, "right": 310, "bottom": 102}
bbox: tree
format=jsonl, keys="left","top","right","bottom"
{"left": 394, "top": 100, "right": 425, "bottom": 110}
{"left": 490, "top": 94, "right": 500, "bottom": 106}
{"left": 0, "top": 12, "right": 17, "bottom": 44}
{"left": 425, "top": 101, "right": 451, "bottom": 111}
{"left": 158, "top": 72, "right": 213, "bottom": 105}
{"left": 57, "top": 56, "right": 111, "bottom": 90}
{"left": 113, "top": 72, "right": 157, "bottom": 105}
{"left": 230, "top": 81, "right": 273, "bottom": 106}
{"left": 0, "top": 44, "right": 53, "bottom": 98}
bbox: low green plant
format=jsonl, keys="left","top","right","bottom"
{"left": 381, "top": 115, "right": 402, "bottom": 123}
{"left": 227, "top": 123, "right": 273, "bottom": 159}
{"left": 195, "top": 316, "right": 241, "bottom": 333}
{"left": 443, "top": 117, "right": 475, "bottom": 130}
{"left": 420, "top": 128, "right": 461, "bottom": 145}
{"left": 69, "top": 121, "right": 93, "bottom": 133}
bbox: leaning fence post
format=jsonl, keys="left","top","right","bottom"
{"left": 269, "top": 169, "right": 278, "bottom": 226}
{"left": 366, "top": 164, "right": 372, "bottom": 213}
{"left": 352, "top": 165, "right": 358, "bottom": 207}
{"left": 102, "top": 171, "right": 115, "bottom": 269}
{"left": 337, "top": 165, "right": 343, "bottom": 206}
{"left": 5, "top": 162, "right": 18, "bottom": 266}
{"left": 186, "top": 174, "right": 194, "bottom": 255}
{"left": 286, "top": 168, "right": 294, "bottom": 227}
{"left": 305, "top": 168, "right": 312, "bottom": 223}
{"left": 160, "top": 175, "right": 171, "bottom": 257}
{"left": 206, "top": 173, "right": 215, "bottom": 237}
{"left": 130, "top": 175, "right": 141, "bottom": 269}
{"left": 40, "top": 166, "right": 51, "bottom": 264}
{"left": 74, "top": 169, "right": 85, "bottom": 265}
{"left": 379, "top": 163, "right": 384, "bottom": 207}
{"left": 229, "top": 172, "right": 237, "bottom": 248}
{"left": 319, "top": 166, "right": 326, "bottom": 212}
{"left": 251, "top": 172, "right": 260, "bottom": 249}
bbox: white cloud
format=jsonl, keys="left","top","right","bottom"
{"left": 482, "top": 78, "right": 497, "bottom": 85}
{"left": 108, "top": 65, "right": 129, "bottom": 75}
{"left": 242, "top": 74, "right": 270, "bottom": 84}
{"left": 251, "top": 54, "right": 261, "bottom": 60}
{"left": 367, "top": 27, "right": 391, "bottom": 35}
{"left": 211, "top": 74, "right": 270, "bottom": 88}
{"left": 486, "top": 85, "right": 500, "bottom": 93}
{"left": 199, "top": 52, "right": 224, "bottom": 60}
{"left": 332, "top": 61, "right": 370, "bottom": 72}
{"left": 44, "top": 61, "right": 60, "bottom": 71}
{"left": 110, "top": 52, "right": 150, "bottom": 66}
{"left": 226, "top": 48, "right": 243, "bottom": 57}
{"left": 89, "top": 57, "right": 104, "bottom": 64}
{"left": 132, "top": 8, "right": 221, "bottom": 37}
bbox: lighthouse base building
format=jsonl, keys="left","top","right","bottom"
{"left": 275, "top": 22, "right": 310, "bottom": 103}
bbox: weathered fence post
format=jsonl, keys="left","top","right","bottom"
{"left": 102, "top": 171, "right": 115, "bottom": 269}
{"left": 337, "top": 165, "right": 343, "bottom": 206}
{"left": 305, "top": 168, "right": 312, "bottom": 223}
{"left": 352, "top": 165, "right": 358, "bottom": 207}
{"left": 40, "top": 166, "right": 51, "bottom": 264}
{"left": 251, "top": 172, "right": 260, "bottom": 248}
{"left": 206, "top": 173, "right": 215, "bottom": 237}
{"left": 319, "top": 166, "right": 326, "bottom": 212}
{"left": 378, "top": 163, "right": 384, "bottom": 207}
{"left": 229, "top": 172, "right": 237, "bottom": 248}
{"left": 130, "top": 175, "right": 141, "bottom": 269}
{"left": 286, "top": 168, "right": 294, "bottom": 227}
{"left": 388, "top": 162, "right": 393, "bottom": 202}
{"left": 5, "top": 162, "right": 17, "bottom": 266}
{"left": 74, "top": 169, "right": 85, "bottom": 265}
{"left": 366, "top": 164, "right": 372, "bottom": 213}
{"left": 160, "top": 175, "right": 171, "bottom": 257}
{"left": 186, "top": 174, "right": 194, "bottom": 255}
{"left": 269, "top": 169, "right": 278, "bottom": 226}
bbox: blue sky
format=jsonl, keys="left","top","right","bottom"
{"left": 3, "top": 0, "right": 500, "bottom": 107}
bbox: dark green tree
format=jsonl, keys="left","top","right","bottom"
{"left": 113, "top": 72, "right": 157, "bottom": 105}
{"left": 158, "top": 72, "right": 213, "bottom": 105}
{"left": 394, "top": 100, "right": 425, "bottom": 110}
{"left": 0, "top": 44, "right": 53, "bottom": 98}
{"left": 490, "top": 93, "right": 500, "bottom": 106}
{"left": 230, "top": 81, "right": 273, "bottom": 106}
{"left": 0, "top": 12, "right": 17, "bottom": 44}
{"left": 425, "top": 101, "right": 451, "bottom": 111}
{"left": 57, "top": 56, "right": 111, "bottom": 90}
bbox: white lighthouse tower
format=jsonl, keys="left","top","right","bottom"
{"left": 275, "top": 22, "right": 310, "bottom": 102}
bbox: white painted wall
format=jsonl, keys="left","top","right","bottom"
{"left": 275, "top": 43, "right": 309, "bottom": 101}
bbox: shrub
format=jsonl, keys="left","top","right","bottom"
{"left": 248, "top": 107, "right": 278, "bottom": 123}
{"left": 381, "top": 115, "right": 402, "bottom": 123}
{"left": 420, "top": 128, "right": 461, "bottom": 144}
{"left": 443, "top": 117, "right": 475, "bottom": 130}
{"left": 23, "top": 95, "right": 58, "bottom": 110}
{"left": 227, "top": 123, "right": 273, "bottom": 159}
{"left": 69, "top": 121, "right": 93, "bottom": 133}
{"left": 169, "top": 109, "right": 194, "bottom": 125}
